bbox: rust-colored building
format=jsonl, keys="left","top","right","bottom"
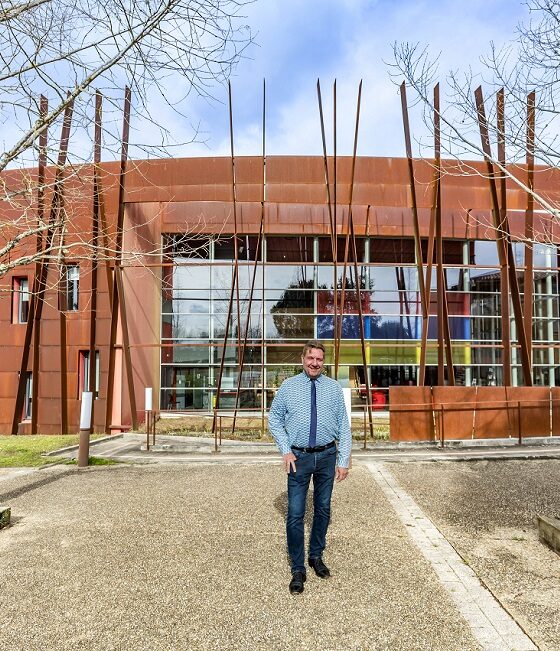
{"left": 1, "top": 155, "right": 560, "bottom": 435}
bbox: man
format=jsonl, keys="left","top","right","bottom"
{"left": 268, "top": 340, "right": 351, "bottom": 595}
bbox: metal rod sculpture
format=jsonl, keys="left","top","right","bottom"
{"left": 433, "top": 84, "right": 455, "bottom": 384}
{"left": 229, "top": 81, "right": 242, "bottom": 358}
{"left": 400, "top": 82, "right": 428, "bottom": 384}
{"left": 474, "top": 86, "right": 533, "bottom": 385}
{"left": 105, "top": 87, "right": 137, "bottom": 432}
{"left": 524, "top": 91, "right": 536, "bottom": 371}
{"left": 260, "top": 79, "right": 267, "bottom": 437}
{"left": 88, "top": 91, "right": 102, "bottom": 431}
{"left": 11, "top": 100, "right": 74, "bottom": 434}
{"left": 497, "top": 88, "right": 512, "bottom": 385}
{"left": 344, "top": 81, "right": 374, "bottom": 445}
{"left": 211, "top": 82, "right": 242, "bottom": 440}
{"left": 30, "top": 95, "right": 48, "bottom": 434}
{"left": 333, "top": 80, "right": 339, "bottom": 375}
{"left": 231, "top": 80, "right": 267, "bottom": 435}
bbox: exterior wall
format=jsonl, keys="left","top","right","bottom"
{"left": 1, "top": 155, "right": 560, "bottom": 435}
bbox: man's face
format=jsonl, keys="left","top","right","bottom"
{"left": 302, "top": 347, "right": 324, "bottom": 379}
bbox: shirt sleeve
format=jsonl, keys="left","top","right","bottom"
{"left": 336, "top": 386, "right": 352, "bottom": 468}
{"left": 268, "top": 382, "right": 292, "bottom": 456}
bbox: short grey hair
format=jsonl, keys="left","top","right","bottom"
{"left": 302, "top": 340, "right": 325, "bottom": 356}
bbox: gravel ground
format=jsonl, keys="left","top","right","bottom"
{"left": 0, "top": 463, "right": 480, "bottom": 651}
{"left": 390, "top": 459, "right": 560, "bottom": 651}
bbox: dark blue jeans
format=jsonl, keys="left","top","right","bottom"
{"left": 287, "top": 445, "right": 337, "bottom": 574}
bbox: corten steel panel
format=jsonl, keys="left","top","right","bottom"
{"left": 432, "top": 387, "right": 478, "bottom": 440}
{"left": 126, "top": 157, "right": 233, "bottom": 191}
{"left": 66, "top": 318, "right": 92, "bottom": 350}
{"left": 0, "top": 373, "right": 18, "bottom": 398}
{"left": 265, "top": 157, "right": 326, "bottom": 184}
{"left": 504, "top": 387, "right": 551, "bottom": 438}
{"left": 473, "top": 387, "right": 510, "bottom": 439}
{"left": 389, "top": 386, "right": 434, "bottom": 442}
{"left": 33, "top": 398, "right": 61, "bottom": 428}
{"left": 0, "top": 398, "right": 15, "bottom": 431}
{"left": 128, "top": 183, "right": 234, "bottom": 204}
{"left": 39, "top": 346, "right": 62, "bottom": 373}
{"left": 5, "top": 325, "right": 27, "bottom": 348}
{"left": 66, "top": 370, "right": 78, "bottom": 401}
{"left": 40, "top": 320, "right": 64, "bottom": 347}
{"left": 0, "top": 345, "right": 29, "bottom": 372}
{"left": 92, "top": 398, "right": 108, "bottom": 432}
{"left": 552, "top": 388, "right": 560, "bottom": 437}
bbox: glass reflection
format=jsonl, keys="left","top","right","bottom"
{"left": 265, "top": 265, "right": 314, "bottom": 290}
{"left": 265, "top": 314, "right": 314, "bottom": 339}
{"left": 161, "top": 343, "right": 210, "bottom": 364}
{"left": 162, "top": 314, "right": 210, "bottom": 339}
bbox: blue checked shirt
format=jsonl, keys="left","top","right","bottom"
{"left": 268, "top": 372, "right": 352, "bottom": 468}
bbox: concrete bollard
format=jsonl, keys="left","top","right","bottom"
{"left": 78, "top": 391, "right": 93, "bottom": 468}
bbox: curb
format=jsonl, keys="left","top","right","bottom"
{"left": 42, "top": 434, "right": 124, "bottom": 458}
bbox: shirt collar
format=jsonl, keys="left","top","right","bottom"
{"left": 302, "top": 371, "right": 323, "bottom": 384}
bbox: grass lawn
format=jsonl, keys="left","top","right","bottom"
{"left": 0, "top": 434, "right": 105, "bottom": 468}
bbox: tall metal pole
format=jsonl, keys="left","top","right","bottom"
{"left": 228, "top": 81, "right": 242, "bottom": 360}
{"left": 260, "top": 79, "right": 266, "bottom": 437}
{"left": 316, "top": 80, "right": 338, "bottom": 376}
{"left": 30, "top": 95, "right": 48, "bottom": 434}
{"left": 345, "top": 81, "right": 374, "bottom": 444}
{"left": 11, "top": 99, "right": 74, "bottom": 435}
{"left": 400, "top": 82, "right": 428, "bottom": 384}
{"left": 316, "top": 81, "right": 336, "bottom": 264}
{"left": 435, "top": 85, "right": 445, "bottom": 385}
{"left": 400, "top": 82, "right": 428, "bottom": 318}
{"left": 232, "top": 82, "right": 267, "bottom": 435}
{"left": 497, "top": 88, "right": 512, "bottom": 386}
{"left": 88, "top": 91, "right": 102, "bottom": 431}
{"left": 419, "top": 171, "right": 438, "bottom": 385}
{"left": 105, "top": 86, "right": 135, "bottom": 433}
{"left": 524, "top": 90, "right": 536, "bottom": 375}
{"left": 333, "top": 80, "right": 339, "bottom": 377}
{"left": 474, "top": 86, "right": 532, "bottom": 385}
{"left": 211, "top": 82, "right": 242, "bottom": 439}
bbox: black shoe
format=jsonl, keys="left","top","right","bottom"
{"left": 308, "top": 557, "right": 330, "bottom": 578}
{"left": 289, "top": 571, "right": 306, "bottom": 594}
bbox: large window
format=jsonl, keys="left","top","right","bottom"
{"left": 23, "top": 372, "right": 32, "bottom": 420}
{"left": 159, "top": 234, "right": 560, "bottom": 409}
{"left": 12, "top": 277, "right": 29, "bottom": 323}
{"left": 60, "top": 265, "right": 80, "bottom": 311}
{"left": 79, "top": 350, "right": 100, "bottom": 398}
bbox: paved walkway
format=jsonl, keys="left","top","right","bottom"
{"left": 1, "top": 451, "right": 557, "bottom": 649}
{"left": 52, "top": 432, "right": 560, "bottom": 465}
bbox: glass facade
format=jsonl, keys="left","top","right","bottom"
{"left": 160, "top": 235, "right": 560, "bottom": 411}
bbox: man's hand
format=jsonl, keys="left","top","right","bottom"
{"left": 335, "top": 466, "right": 349, "bottom": 482}
{"left": 282, "top": 452, "right": 297, "bottom": 474}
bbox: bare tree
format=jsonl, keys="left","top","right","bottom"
{"left": 391, "top": 0, "right": 560, "bottom": 224}
{"left": 0, "top": 0, "right": 253, "bottom": 281}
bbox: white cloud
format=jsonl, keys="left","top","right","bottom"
{"left": 175, "top": 0, "right": 529, "bottom": 159}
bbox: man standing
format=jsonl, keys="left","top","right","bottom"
{"left": 268, "top": 340, "right": 351, "bottom": 595}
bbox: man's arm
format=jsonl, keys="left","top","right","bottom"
{"left": 335, "top": 386, "right": 352, "bottom": 481}
{"left": 268, "top": 383, "right": 296, "bottom": 473}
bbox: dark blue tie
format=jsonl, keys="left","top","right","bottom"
{"left": 309, "top": 379, "right": 317, "bottom": 448}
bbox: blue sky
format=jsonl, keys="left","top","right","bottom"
{"left": 143, "top": 0, "right": 529, "bottom": 159}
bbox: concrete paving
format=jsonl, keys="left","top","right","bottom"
{"left": 0, "top": 463, "right": 482, "bottom": 651}
{"left": 1, "top": 439, "right": 559, "bottom": 649}
{"left": 390, "top": 459, "right": 560, "bottom": 651}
